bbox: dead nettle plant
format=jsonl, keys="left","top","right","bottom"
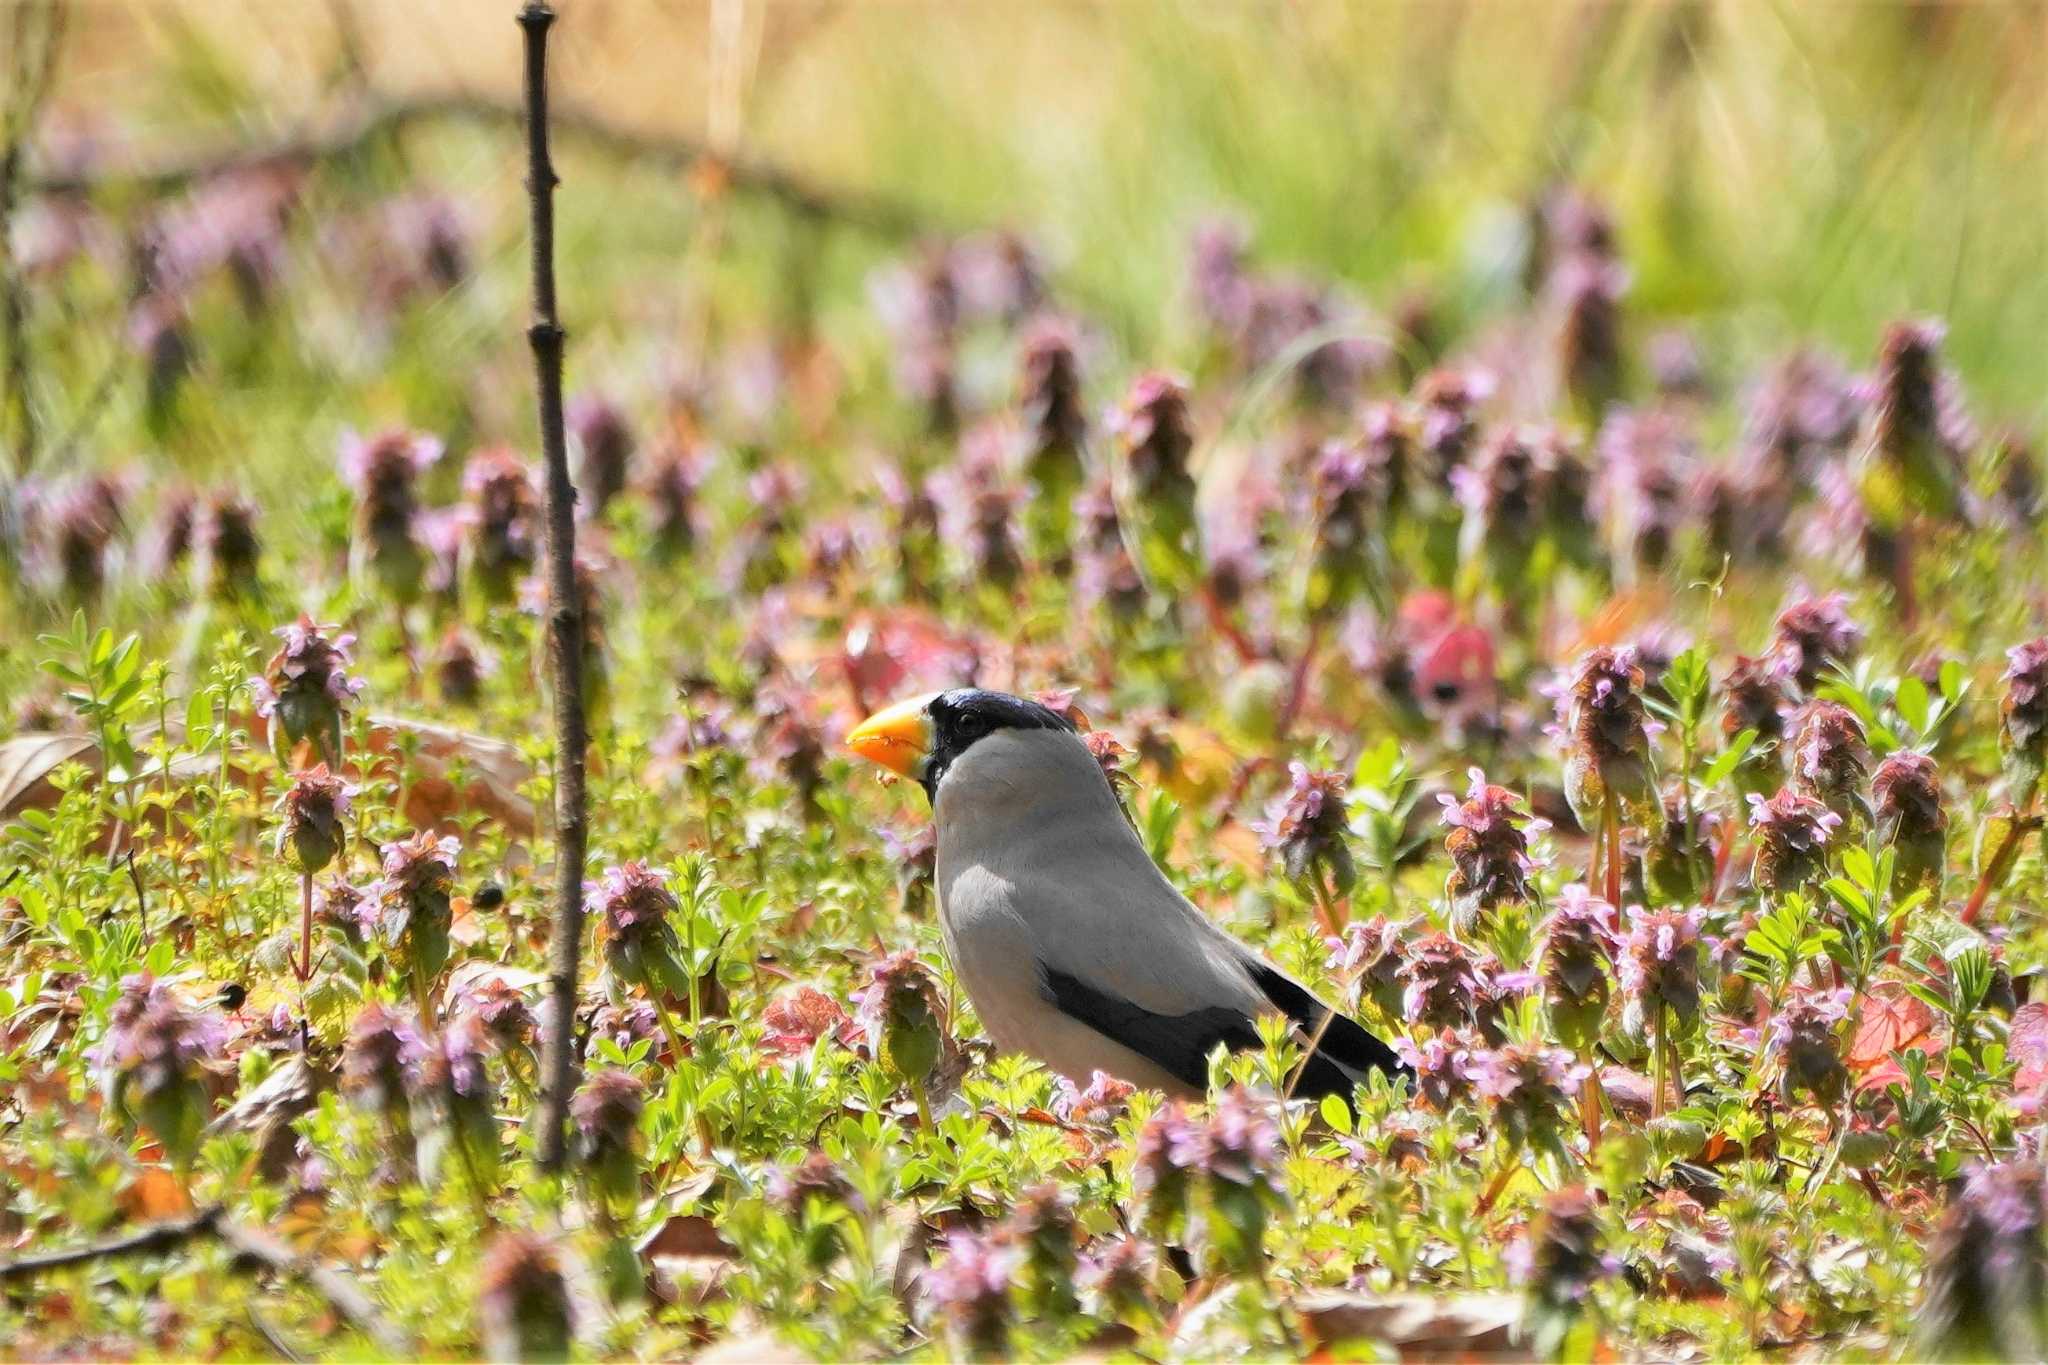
{"left": 518, "top": 0, "right": 592, "bottom": 1175}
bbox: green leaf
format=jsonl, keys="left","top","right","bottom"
{"left": 1319, "top": 1092, "right": 1353, "bottom": 1134}
{"left": 1841, "top": 845, "right": 1876, "bottom": 891}
{"left": 1939, "top": 658, "right": 1965, "bottom": 705}
{"left": 1699, "top": 729, "right": 1758, "bottom": 788}
{"left": 1894, "top": 675, "right": 1930, "bottom": 736}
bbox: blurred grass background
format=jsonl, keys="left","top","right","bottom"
{"left": 30, "top": 0, "right": 2048, "bottom": 444}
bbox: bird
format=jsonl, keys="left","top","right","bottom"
{"left": 845, "top": 687, "right": 1408, "bottom": 1100}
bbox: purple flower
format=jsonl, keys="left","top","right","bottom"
{"left": 1467, "top": 1042, "right": 1588, "bottom": 1149}
{"left": 406, "top": 1014, "right": 494, "bottom": 1103}
{"left": 1324, "top": 916, "right": 1409, "bottom": 1019}
{"left": 570, "top": 1066, "right": 644, "bottom": 1207}
{"left": 1746, "top": 348, "right": 1862, "bottom": 475}
{"left": 1016, "top": 318, "right": 1087, "bottom": 527}
{"left": 252, "top": 616, "right": 365, "bottom": 765}
{"left": 1052, "top": 1070, "right": 1136, "bottom": 1127}
{"left": 276, "top": 764, "right": 355, "bottom": 875}
{"left": 588, "top": 861, "right": 688, "bottom": 998}
{"left": 1077, "top": 1237, "right": 1159, "bottom": 1318}
{"left": 1865, "top": 318, "right": 1971, "bottom": 518}
{"left": 1514, "top": 1185, "right": 1614, "bottom": 1328}
{"left": 1747, "top": 787, "right": 1843, "bottom": 893}
{"left": 339, "top": 428, "right": 439, "bottom": 600}
{"left": 477, "top": 1232, "right": 575, "bottom": 1362}
{"left": 924, "top": 1228, "right": 1019, "bottom": 1357}
{"left": 1596, "top": 407, "right": 1695, "bottom": 573}
{"left": 1770, "top": 593, "right": 1863, "bottom": 694}
{"left": 854, "top": 949, "right": 946, "bottom": 1087}
{"left": 1393, "top": 1031, "right": 1474, "bottom": 1113}
{"left": 1441, "top": 767, "right": 1545, "bottom": 929}
{"left": 195, "top": 491, "right": 261, "bottom": 599}
{"left": 341, "top": 1002, "right": 421, "bottom": 1120}
{"left": 1615, "top": 907, "right": 1704, "bottom": 1033}
{"left": 1543, "top": 885, "right": 1617, "bottom": 1052}
{"left": 1767, "top": 988, "right": 1852, "bottom": 1106}
{"left": 1398, "top": 931, "right": 1485, "bottom": 1032}
{"left": 460, "top": 446, "right": 539, "bottom": 603}
{"left": 451, "top": 978, "right": 537, "bottom": 1051}
{"left": 639, "top": 444, "right": 703, "bottom": 560}
{"left": 2002, "top": 638, "right": 2048, "bottom": 799}
{"left": 1919, "top": 1160, "right": 2048, "bottom": 1359}
{"left": 1109, "top": 374, "right": 1197, "bottom": 525}
{"left": 929, "top": 424, "right": 1029, "bottom": 588}
{"left": 1173, "top": 1087, "right": 1282, "bottom": 1190}
{"left": 566, "top": 393, "right": 636, "bottom": 515}
{"left": 1561, "top": 645, "right": 1657, "bottom": 828}
{"left": 373, "top": 831, "right": 459, "bottom": 995}
{"left": 1790, "top": 701, "right": 1870, "bottom": 823}
{"left": 1252, "top": 761, "right": 1355, "bottom": 891}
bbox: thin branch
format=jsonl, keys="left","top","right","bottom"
{"left": 520, "top": 0, "right": 588, "bottom": 1173}
{"left": 26, "top": 91, "right": 934, "bottom": 239}
{"left": 0, "top": 1205, "right": 220, "bottom": 1280}
{"left": 214, "top": 1218, "right": 406, "bottom": 1357}
{"left": 0, "top": 1207, "right": 405, "bottom": 1356}
{"left": 2, "top": 0, "right": 70, "bottom": 476}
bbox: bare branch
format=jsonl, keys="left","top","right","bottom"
{"left": 2, "top": 0, "right": 70, "bottom": 476}
{"left": 519, "top": 0, "right": 588, "bottom": 1174}
{"left": 26, "top": 92, "right": 934, "bottom": 239}
{"left": 0, "top": 1206, "right": 406, "bottom": 1356}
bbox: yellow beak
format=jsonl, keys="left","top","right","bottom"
{"left": 845, "top": 693, "right": 937, "bottom": 779}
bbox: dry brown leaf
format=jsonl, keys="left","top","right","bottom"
{"left": 640, "top": 1212, "right": 738, "bottom": 1262}
{"left": 0, "top": 733, "right": 96, "bottom": 818}
{"left": 1296, "top": 1290, "right": 1523, "bottom": 1358}
{"left": 118, "top": 1167, "right": 195, "bottom": 1220}
{"left": 367, "top": 714, "right": 536, "bottom": 835}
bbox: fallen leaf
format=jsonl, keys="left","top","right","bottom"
{"left": 119, "top": 1167, "right": 195, "bottom": 1220}
{"left": 0, "top": 733, "right": 95, "bottom": 818}
{"left": 1296, "top": 1290, "right": 1522, "bottom": 1357}
{"left": 639, "top": 1213, "right": 738, "bottom": 1261}
{"left": 1849, "top": 983, "right": 1942, "bottom": 1092}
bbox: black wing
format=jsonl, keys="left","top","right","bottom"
{"left": 1242, "top": 960, "right": 1410, "bottom": 1085}
{"left": 1039, "top": 965, "right": 1393, "bottom": 1100}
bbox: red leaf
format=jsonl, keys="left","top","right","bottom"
{"left": 2012, "top": 1003, "right": 2048, "bottom": 1093}
{"left": 1848, "top": 983, "right": 1938, "bottom": 1072}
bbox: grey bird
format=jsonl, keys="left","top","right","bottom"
{"left": 846, "top": 687, "right": 1407, "bottom": 1099}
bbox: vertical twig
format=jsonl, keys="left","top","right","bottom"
{"left": 1, "top": 0, "right": 69, "bottom": 478}
{"left": 519, "top": 0, "right": 590, "bottom": 1172}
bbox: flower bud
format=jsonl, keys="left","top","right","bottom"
{"left": 95, "top": 974, "right": 225, "bottom": 1170}
{"left": 1615, "top": 907, "right": 1703, "bottom": 1036}
{"left": 374, "top": 832, "right": 460, "bottom": 1004}
{"left": 1252, "top": 761, "right": 1355, "bottom": 893}
{"left": 855, "top": 950, "right": 947, "bottom": 1092}
{"left": 1747, "top": 787, "right": 1842, "bottom": 893}
{"left": 252, "top": 616, "right": 364, "bottom": 766}
{"left": 571, "top": 1067, "right": 645, "bottom": 1212}
{"left": 1399, "top": 931, "right": 1484, "bottom": 1033}
{"left": 478, "top": 1231, "right": 576, "bottom": 1363}
{"left": 1562, "top": 646, "right": 1658, "bottom": 830}
{"left": 1790, "top": 701, "right": 1870, "bottom": 831}
{"left": 925, "top": 1229, "right": 1018, "bottom": 1360}
{"left": 1440, "top": 767, "right": 1542, "bottom": 932}
{"left": 2001, "top": 637, "right": 2048, "bottom": 803}
{"left": 1872, "top": 750, "right": 1946, "bottom": 898}
{"left": 1468, "top": 1043, "right": 1587, "bottom": 1152}
{"left": 1542, "top": 886, "right": 1617, "bottom": 1054}
{"left": 276, "top": 764, "right": 354, "bottom": 875}
{"left": 1768, "top": 988, "right": 1852, "bottom": 1107}
{"left": 1770, "top": 593, "right": 1863, "bottom": 696}
{"left": 566, "top": 393, "right": 635, "bottom": 515}
{"left": 589, "top": 861, "right": 689, "bottom": 1001}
